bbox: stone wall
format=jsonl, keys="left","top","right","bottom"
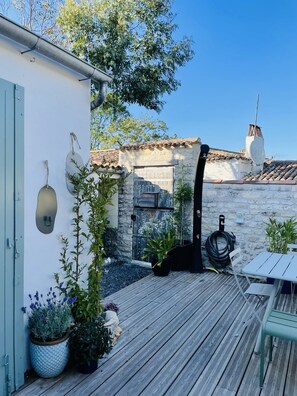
{"left": 114, "top": 142, "right": 201, "bottom": 262}
{"left": 105, "top": 141, "right": 297, "bottom": 268}
{"left": 116, "top": 172, "right": 135, "bottom": 261}
{"left": 202, "top": 181, "right": 297, "bottom": 269}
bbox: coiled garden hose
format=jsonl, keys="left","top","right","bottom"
{"left": 205, "top": 230, "right": 236, "bottom": 269}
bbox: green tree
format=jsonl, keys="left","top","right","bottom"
{"left": 5, "top": 0, "right": 193, "bottom": 147}
{"left": 4, "top": 0, "right": 62, "bottom": 37}
{"left": 57, "top": 0, "right": 194, "bottom": 112}
{"left": 91, "top": 105, "right": 175, "bottom": 149}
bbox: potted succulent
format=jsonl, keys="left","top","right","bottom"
{"left": 141, "top": 215, "right": 176, "bottom": 276}
{"left": 22, "top": 288, "right": 76, "bottom": 378}
{"left": 68, "top": 316, "right": 113, "bottom": 374}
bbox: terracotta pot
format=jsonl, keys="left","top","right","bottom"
{"left": 30, "top": 333, "right": 69, "bottom": 378}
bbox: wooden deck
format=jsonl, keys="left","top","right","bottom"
{"left": 15, "top": 271, "right": 297, "bottom": 396}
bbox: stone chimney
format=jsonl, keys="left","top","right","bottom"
{"left": 245, "top": 124, "right": 265, "bottom": 173}
{"left": 247, "top": 124, "right": 263, "bottom": 139}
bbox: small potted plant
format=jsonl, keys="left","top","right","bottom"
{"left": 173, "top": 178, "right": 193, "bottom": 246}
{"left": 265, "top": 217, "right": 297, "bottom": 293}
{"left": 22, "top": 288, "right": 76, "bottom": 378}
{"left": 141, "top": 215, "right": 177, "bottom": 276}
{"left": 68, "top": 316, "right": 113, "bottom": 374}
{"left": 169, "top": 178, "right": 194, "bottom": 270}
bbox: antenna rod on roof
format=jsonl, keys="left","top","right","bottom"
{"left": 254, "top": 94, "right": 260, "bottom": 131}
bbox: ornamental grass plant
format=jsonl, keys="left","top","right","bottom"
{"left": 22, "top": 288, "right": 76, "bottom": 343}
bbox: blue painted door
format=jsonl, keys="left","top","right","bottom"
{"left": 0, "top": 78, "right": 24, "bottom": 395}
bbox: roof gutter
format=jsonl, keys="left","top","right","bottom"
{"left": 0, "top": 14, "right": 112, "bottom": 110}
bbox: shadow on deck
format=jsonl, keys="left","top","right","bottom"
{"left": 14, "top": 271, "right": 297, "bottom": 395}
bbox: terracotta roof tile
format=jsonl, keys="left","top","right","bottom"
{"left": 207, "top": 148, "right": 249, "bottom": 162}
{"left": 120, "top": 137, "right": 200, "bottom": 151}
{"left": 243, "top": 160, "right": 297, "bottom": 182}
{"left": 90, "top": 149, "right": 121, "bottom": 169}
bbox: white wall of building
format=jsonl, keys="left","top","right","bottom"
{"left": 204, "top": 159, "right": 252, "bottom": 181}
{"left": 0, "top": 37, "right": 91, "bottom": 305}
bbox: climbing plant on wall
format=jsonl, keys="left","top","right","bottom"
{"left": 55, "top": 165, "right": 121, "bottom": 322}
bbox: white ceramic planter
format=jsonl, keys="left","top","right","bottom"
{"left": 30, "top": 334, "right": 69, "bottom": 378}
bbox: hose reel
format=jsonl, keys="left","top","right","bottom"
{"left": 205, "top": 215, "right": 236, "bottom": 269}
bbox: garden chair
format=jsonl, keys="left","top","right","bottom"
{"left": 287, "top": 244, "right": 297, "bottom": 254}
{"left": 287, "top": 243, "right": 297, "bottom": 308}
{"left": 260, "top": 309, "right": 297, "bottom": 388}
{"left": 229, "top": 248, "right": 274, "bottom": 325}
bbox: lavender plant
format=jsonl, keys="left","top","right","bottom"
{"left": 22, "top": 288, "right": 76, "bottom": 342}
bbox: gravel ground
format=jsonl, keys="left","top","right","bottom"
{"left": 101, "top": 261, "right": 151, "bottom": 298}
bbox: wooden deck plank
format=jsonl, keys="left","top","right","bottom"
{"left": 165, "top": 281, "right": 259, "bottom": 395}
{"left": 284, "top": 341, "right": 297, "bottom": 396}
{"left": 235, "top": 295, "right": 290, "bottom": 396}
{"left": 109, "top": 273, "right": 205, "bottom": 321}
{"left": 186, "top": 298, "right": 259, "bottom": 396}
{"left": 199, "top": 294, "right": 291, "bottom": 395}
{"left": 260, "top": 339, "right": 291, "bottom": 396}
{"left": 119, "top": 273, "right": 205, "bottom": 323}
{"left": 105, "top": 272, "right": 190, "bottom": 309}
{"left": 104, "top": 273, "right": 174, "bottom": 311}
{"left": 119, "top": 276, "right": 237, "bottom": 395}
{"left": 64, "top": 275, "right": 232, "bottom": 395}
{"left": 212, "top": 316, "right": 260, "bottom": 394}
{"left": 37, "top": 273, "right": 220, "bottom": 396}
{"left": 14, "top": 272, "right": 297, "bottom": 396}
{"left": 138, "top": 284, "right": 244, "bottom": 396}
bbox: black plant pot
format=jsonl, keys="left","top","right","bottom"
{"left": 152, "top": 256, "right": 171, "bottom": 276}
{"left": 78, "top": 360, "right": 98, "bottom": 374}
{"left": 168, "top": 242, "right": 193, "bottom": 271}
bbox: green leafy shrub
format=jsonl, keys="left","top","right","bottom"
{"left": 69, "top": 316, "right": 112, "bottom": 367}
{"left": 265, "top": 217, "right": 297, "bottom": 253}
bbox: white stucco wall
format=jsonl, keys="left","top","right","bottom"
{"left": 0, "top": 37, "right": 91, "bottom": 309}
{"left": 204, "top": 159, "right": 252, "bottom": 181}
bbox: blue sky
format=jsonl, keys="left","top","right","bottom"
{"left": 133, "top": 0, "right": 297, "bottom": 160}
